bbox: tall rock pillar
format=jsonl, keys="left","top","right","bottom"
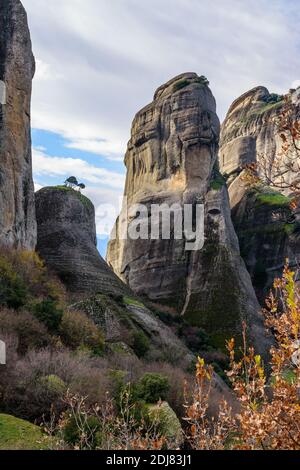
{"left": 0, "top": 0, "right": 36, "bottom": 249}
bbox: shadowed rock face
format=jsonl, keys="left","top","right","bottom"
{"left": 232, "top": 187, "right": 300, "bottom": 303}
{"left": 0, "top": 0, "right": 36, "bottom": 249}
{"left": 107, "top": 73, "right": 269, "bottom": 354}
{"left": 35, "top": 187, "right": 128, "bottom": 297}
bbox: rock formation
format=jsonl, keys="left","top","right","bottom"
{"left": 220, "top": 87, "right": 300, "bottom": 300}
{"left": 107, "top": 73, "right": 269, "bottom": 354}
{"left": 0, "top": 0, "right": 36, "bottom": 249}
{"left": 35, "top": 187, "right": 128, "bottom": 296}
{"left": 219, "top": 86, "right": 300, "bottom": 208}
{"left": 35, "top": 186, "right": 194, "bottom": 366}
{"left": 232, "top": 186, "right": 300, "bottom": 302}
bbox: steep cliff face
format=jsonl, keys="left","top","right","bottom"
{"left": 220, "top": 87, "right": 282, "bottom": 167}
{"left": 219, "top": 86, "right": 299, "bottom": 207}
{"left": 0, "top": 0, "right": 36, "bottom": 249}
{"left": 35, "top": 187, "right": 128, "bottom": 296}
{"left": 220, "top": 87, "right": 300, "bottom": 299}
{"left": 232, "top": 186, "right": 300, "bottom": 302}
{"left": 107, "top": 73, "right": 268, "bottom": 353}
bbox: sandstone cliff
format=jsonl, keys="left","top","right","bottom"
{"left": 232, "top": 186, "right": 300, "bottom": 303}
{"left": 107, "top": 73, "right": 268, "bottom": 353}
{"left": 0, "top": 0, "right": 36, "bottom": 249}
{"left": 220, "top": 87, "right": 300, "bottom": 300}
{"left": 219, "top": 86, "right": 299, "bottom": 207}
{"left": 35, "top": 187, "right": 128, "bottom": 296}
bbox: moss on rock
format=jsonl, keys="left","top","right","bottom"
{"left": 146, "top": 402, "right": 183, "bottom": 447}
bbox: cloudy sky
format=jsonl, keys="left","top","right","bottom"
{"left": 22, "top": 0, "right": 300, "bottom": 255}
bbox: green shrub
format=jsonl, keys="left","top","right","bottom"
{"left": 256, "top": 191, "right": 291, "bottom": 207}
{"left": 109, "top": 370, "right": 128, "bottom": 400}
{"left": 0, "top": 249, "right": 65, "bottom": 311}
{"left": 63, "top": 414, "right": 101, "bottom": 449}
{"left": 51, "top": 186, "right": 93, "bottom": 209}
{"left": 173, "top": 79, "right": 190, "bottom": 92}
{"left": 262, "top": 93, "right": 283, "bottom": 104}
{"left": 60, "top": 310, "right": 104, "bottom": 355}
{"left": 132, "top": 330, "right": 150, "bottom": 358}
{"left": 178, "top": 323, "right": 211, "bottom": 352}
{"left": 210, "top": 166, "right": 226, "bottom": 191}
{"left": 0, "top": 256, "right": 28, "bottom": 309}
{"left": 173, "top": 75, "right": 209, "bottom": 93}
{"left": 32, "top": 300, "right": 63, "bottom": 331}
{"left": 195, "top": 75, "right": 210, "bottom": 86}
{"left": 136, "top": 373, "right": 170, "bottom": 403}
{"left": 39, "top": 374, "right": 67, "bottom": 395}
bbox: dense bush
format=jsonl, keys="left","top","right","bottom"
{"left": 0, "top": 308, "right": 50, "bottom": 354}
{"left": 178, "top": 323, "right": 211, "bottom": 352}
{"left": 59, "top": 310, "right": 104, "bottom": 355}
{"left": 135, "top": 373, "right": 170, "bottom": 403}
{"left": 263, "top": 92, "right": 283, "bottom": 104}
{"left": 40, "top": 374, "right": 67, "bottom": 395}
{"left": 32, "top": 300, "right": 63, "bottom": 332}
{"left": 0, "top": 255, "right": 28, "bottom": 309}
{"left": 131, "top": 330, "right": 150, "bottom": 358}
{"left": 0, "top": 348, "right": 112, "bottom": 421}
{"left": 63, "top": 414, "right": 101, "bottom": 449}
{"left": 142, "top": 362, "right": 192, "bottom": 418}
{"left": 0, "top": 248, "right": 65, "bottom": 311}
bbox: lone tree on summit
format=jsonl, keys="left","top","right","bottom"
{"left": 64, "top": 176, "right": 86, "bottom": 192}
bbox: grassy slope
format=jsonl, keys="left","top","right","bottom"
{"left": 0, "top": 414, "right": 50, "bottom": 450}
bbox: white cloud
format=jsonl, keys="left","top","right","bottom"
{"left": 22, "top": 0, "right": 300, "bottom": 162}
{"left": 33, "top": 149, "right": 125, "bottom": 237}
{"left": 32, "top": 148, "right": 125, "bottom": 190}
{"left": 34, "top": 181, "right": 43, "bottom": 192}
{"left": 84, "top": 187, "right": 123, "bottom": 237}
{"left": 65, "top": 139, "right": 124, "bottom": 161}
{"left": 292, "top": 80, "right": 300, "bottom": 90}
{"left": 35, "top": 59, "right": 64, "bottom": 82}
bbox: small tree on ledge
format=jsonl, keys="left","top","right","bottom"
{"left": 64, "top": 177, "right": 86, "bottom": 192}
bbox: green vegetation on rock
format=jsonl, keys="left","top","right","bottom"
{"left": 252, "top": 100, "right": 283, "bottom": 116}
{"left": 123, "top": 296, "right": 145, "bottom": 308}
{"left": 146, "top": 402, "right": 183, "bottom": 447}
{"left": 173, "top": 79, "right": 190, "bottom": 92}
{"left": 185, "top": 245, "right": 243, "bottom": 352}
{"left": 49, "top": 185, "right": 93, "bottom": 209}
{"left": 132, "top": 330, "right": 150, "bottom": 358}
{"left": 33, "top": 299, "right": 64, "bottom": 331}
{"left": 173, "top": 75, "right": 209, "bottom": 92}
{"left": 210, "top": 167, "right": 226, "bottom": 190}
{"left": 255, "top": 191, "right": 291, "bottom": 208}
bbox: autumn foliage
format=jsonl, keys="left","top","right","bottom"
{"left": 242, "top": 95, "right": 300, "bottom": 208}
{"left": 185, "top": 264, "right": 300, "bottom": 450}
